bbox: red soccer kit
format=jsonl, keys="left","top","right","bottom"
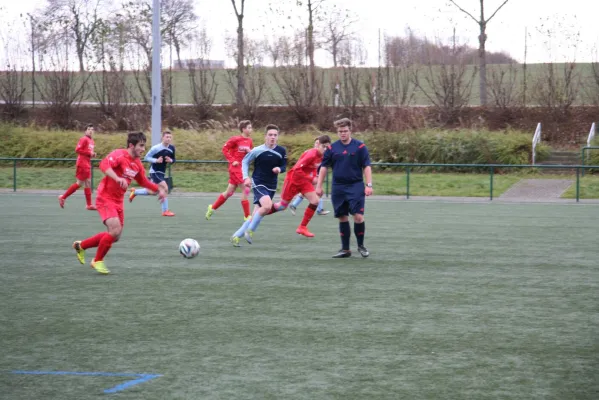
{"left": 281, "top": 148, "right": 323, "bottom": 202}
{"left": 96, "top": 149, "right": 159, "bottom": 226}
{"left": 222, "top": 135, "right": 253, "bottom": 185}
{"left": 75, "top": 135, "right": 95, "bottom": 180}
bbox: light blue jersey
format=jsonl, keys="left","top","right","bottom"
{"left": 242, "top": 144, "right": 287, "bottom": 192}
{"left": 145, "top": 143, "right": 176, "bottom": 175}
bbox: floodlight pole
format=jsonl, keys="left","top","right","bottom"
{"left": 151, "top": 0, "right": 162, "bottom": 145}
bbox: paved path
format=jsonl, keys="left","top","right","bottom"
{"left": 498, "top": 179, "right": 574, "bottom": 200}
{"left": 2, "top": 188, "right": 598, "bottom": 204}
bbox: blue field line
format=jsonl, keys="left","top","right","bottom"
{"left": 11, "top": 370, "right": 163, "bottom": 394}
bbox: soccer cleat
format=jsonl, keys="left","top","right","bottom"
{"left": 91, "top": 259, "right": 110, "bottom": 274}
{"left": 244, "top": 229, "right": 254, "bottom": 244}
{"left": 58, "top": 195, "right": 65, "bottom": 209}
{"left": 332, "top": 249, "right": 352, "bottom": 258}
{"left": 72, "top": 241, "right": 85, "bottom": 264}
{"left": 230, "top": 236, "right": 241, "bottom": 247}
{"left": 205, "top": 204, "right": 214, "bottom": 220}
{"left": 357, "top": 245, "right": 370, "bottom": 258}
{"left": 162, "top": 210, "right": 175, "bottom": 217}
{"left": 289, "top": 205, "right": 297, "bottom": 216}
{"left": 296, "top": 226, "right": 315, "bottom": 238}
{"left": 317, "top": 210, "right": 330, "bottom": 216}
{"left": 129, "top": 188, "right": 136, "bottom": 203}
{"left": 86, "top": 205, "right": 97, "bottom": 211}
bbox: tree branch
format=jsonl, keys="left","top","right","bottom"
{"left": 448, "top": 0, "right": 479, "bottom": 24}
{"left": 486, "top": 0, "right": 510, "bottom": 23}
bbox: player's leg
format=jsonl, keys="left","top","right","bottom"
{"left": 296, "top": 191, "right": 319, "bottom": 237}
{"left": 239, "top": 183, "right": 251, "bottom": 220}
{"left": 206, "top": 182, "right": 237, "bottom": 220}
{"left": 332, "top": 189, "right": 352, "bottom": 258}
{"left": 317, "top": 197, "right": 330, "bottom": 215}
{"left": 158, "top": 180, "right": 174, "bottom": 216}
{"left": 289, "top": 194, "right": 304, "bottom": 216}
{"left": 130, "top": 173, "right": 158, "bottom": 202}
{"left": 349, "top": 192, "right": 369, "bottom": 257}
{"left": 244, "top": 190, "right": 273, "bottom": 244}
{"left": 231, "top": 204, "right": 259, "bottom": 246}
{"left": 59, "top": 168, "right": 86, "bottom": 208}
{"left": 271, "top": 179, "right": 296, "bottom": 214}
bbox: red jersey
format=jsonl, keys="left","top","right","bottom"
{"left": 287, "top": 148, "right": 323, "bottom": 182}
{"left": 75, "top": 135, "right": 95, "bottom": 167}
{"left": 97, "top": 149, "right": 159, "bottom": 202}
{"left": 222, "top": 135, "right": 253, "bottom": 165}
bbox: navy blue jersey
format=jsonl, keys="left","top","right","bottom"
{"left": 321, "top": 138, "right": 371, "bottom": 185}
{"left": 242, "top": 144, "right": 287, "bottom": 192}
{"left": 145, "top": 143, "right": 176, "bottom": 174}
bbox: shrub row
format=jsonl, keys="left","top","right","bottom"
{"left": 0, "top": 124, "right": 550, "bottom": 171}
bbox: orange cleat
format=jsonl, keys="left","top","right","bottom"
{"left": 86, "top": 205, "right": 97, "bottom": 211}
{"left": 58, "top": 195, "right": 65, "bottom": 209}
{"left": 162, "top": 210, "right": 175, "bottom": 217}
{"left": 296, "top": 226, "right": 315, "bottom": 238}
{"left": 129, "top": 188, "right": 136, "bottom": 203}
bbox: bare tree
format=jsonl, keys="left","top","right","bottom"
{"left": 230, "top": 0, "right": 246, "bottom": 106}
{"left": 487, "top": 63, "right": 520, "bottom": 109}
{"left": 39, "top": 0, "right": 104, "bottom": 72}
{"left": 162, "top": 0, "right": 199, "bottom": 68}
{"left": 448, "top": 0, "right": 510, "bottom": 106}
{"left": 531, "top": 62, "right": 581, "bottom": 111}
{"left": 320, "top": 6, "right": 357, "bottom": 67}
{"left": 188, "top": 28, "right": 218, "bottom": 120}
{"left": 298, "top": 0, "right": 324, "bottom": 93}
{"left": 586, "top": 59, "right": 599, "bottom": 106}
{"left": 412, "top": 30, "right": 476, "bottom": 123}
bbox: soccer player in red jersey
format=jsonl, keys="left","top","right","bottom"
{"left": 58, "top": 124, "right": 97, "bottom": 210}
{"left": 206, "top": 120, "right": 254, "bottom": 220}
{"left": 271, "top": 134, "right": 332, "bottom": 237}
{"left": 72, "top": 132, "right": 167, "bottom": 274}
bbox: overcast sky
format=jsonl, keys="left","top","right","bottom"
{"left": 1, "top": 0, "right": 598, "bottom": 67}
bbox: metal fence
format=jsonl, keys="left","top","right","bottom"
{"left": 1, "top": 157, "right": 598, "bottom": 202}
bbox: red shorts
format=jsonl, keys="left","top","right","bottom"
{"left": 228, "top": 165, "right": 244, "bottom": 185}
{"left": 76, "top": 165, "right": 91, "bottom": 181}
{"left": 281, "top": 178, "right": 315, "bottom": 202}
{"left": 96, "top": 196, "right": 124, "bottom": 227}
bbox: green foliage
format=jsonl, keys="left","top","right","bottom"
{"left": 0, "top": 124, "right": 550, "bottom": 170}
{"left": 363, "top": 129, "right": 551, "bottom": 171}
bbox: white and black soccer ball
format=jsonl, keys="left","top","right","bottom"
{"left": 179, "top": 238, "right": 200, "bottom": 259}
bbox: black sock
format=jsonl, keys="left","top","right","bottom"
{"left": 354, "top": 221, "right": 365, "bottom": 247}
{"left": 340, "top": 221, "right": 351, "bottom": 250}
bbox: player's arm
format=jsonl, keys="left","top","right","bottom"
{"left": 99, "top": 153, "right": 128, "bottom": 189}
{"left": 242, "top": 147, "right": 259, "bottom": 180}
{"left": 134, "top": 168, "right": 160, "bottom": 193}
{"left": 144, "top": 144, "right": 160, "bottom": 163}
{"left": 75, "top": 137, "right": 92, "bottom": 157}
{"left": 315, "top": 148, "right": 332, "bottom": 196}
{"left": 166, "top": 146, "right": 175, "bottom": 164}
{"left": 360, "top": 144, "right": 373, "bottom": 195}
{"left": 222, "top": 137, "right": 238, "bottom": 164}
{"left": 277, "top": 148, "right": 288, "bottom": 174}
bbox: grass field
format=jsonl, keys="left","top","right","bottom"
{"left": 4, "top": 166, "right": 599, "bottom": 198}
{"left": 1, "top": 194, "right": 598, "bottom": 399}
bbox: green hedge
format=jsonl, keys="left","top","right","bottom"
{"left": 0, "top": 124, "right": 550, "bottom": 170}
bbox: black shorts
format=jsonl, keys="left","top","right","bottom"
{"left": 331, "top": 182, "right": 365, "bottom": 218}
{"left": 150, "top": 172, "right": 166, "bottom": 184}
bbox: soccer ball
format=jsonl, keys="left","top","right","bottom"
{"left": 179, "top": 238, "right": 200, "bottom": 259}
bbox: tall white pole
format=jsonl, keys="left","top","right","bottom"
{"left": 151, "top": 0, "right": 161, "bottom": 145}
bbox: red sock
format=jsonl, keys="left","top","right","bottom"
{"left": 212, "top": 194, "right": 227, "bottom": 210}
{"left": 81, "top": 232, "right": 106, "bottom": 250}
{"left": 63, "top": 182, "right": 80, "bottom": 198}
{"left": 300, "top": 203, "right": 317, "bottom": 227}
{"left": 84, "top": 188, "right": 92, "bottom": 206}
{"left": 241, "top": 199, "right": 250, "bottom": 218}
{"left": 95, "top": 234, "right": 115, "bottom": 261}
